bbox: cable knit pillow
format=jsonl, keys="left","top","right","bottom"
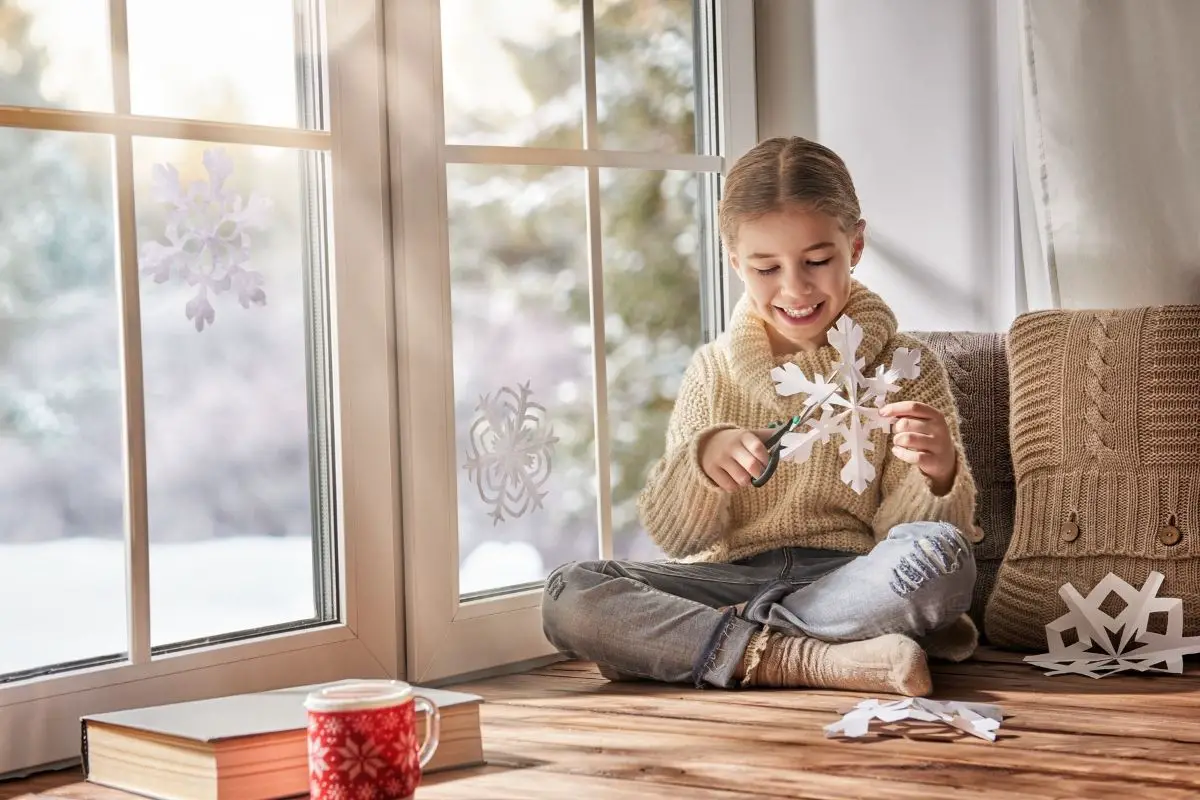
{"left": 908, "top": 332, "right": 1014, "bottom": 637}
{"left": 985, "top": 306, "right": 1200, "bottom": 650}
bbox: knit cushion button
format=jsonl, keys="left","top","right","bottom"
{"left": 1158, "top": 525, "right": 1183, "bottom": 547}
{"left": 1060, "top": 521, "right": 1080, "bottom": 542}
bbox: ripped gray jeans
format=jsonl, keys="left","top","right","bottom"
{"left": 540, "top": 521, "right": 974, "bottom": 688}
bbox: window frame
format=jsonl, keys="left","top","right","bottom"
{"left": 389, "top": 0, "right": 757, "bottom": 685}
{"left": 0, "top": 0, "right": 403, "bottom": 776}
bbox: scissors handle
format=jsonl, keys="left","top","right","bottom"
{"left": 750, "top": 395, "right": 832, "bottom": 489}
{"left": 750, "top": 418, "right": 797, "bottom": 488}
{"left": 750, "top": 450, "right": 781, "bottom": 488}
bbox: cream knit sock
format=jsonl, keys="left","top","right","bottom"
{"left": 917, "top": 613, "right": 979, "bottom": 663}
{"left": 742, "top": 630, "right": 932, "bottom": 697}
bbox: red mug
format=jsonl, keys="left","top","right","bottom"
{"left": 304, "top": 680, "right": 441, "bottom": 800}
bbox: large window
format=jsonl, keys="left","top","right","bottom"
{"left": 0, "top": 0, "right": 399, "bottom": 776}
{"left": 0, "top": 0, "right": 754, "bottom": 774}
{"left": 392, "top": 0, "right": 755, "bottom": 682}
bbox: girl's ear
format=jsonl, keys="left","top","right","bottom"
{"left": 850, "top": 219, "right": 867, "bottom": 267}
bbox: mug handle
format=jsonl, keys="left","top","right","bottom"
{"left": 413, "top": 695, "right": 441, "bottom": 769}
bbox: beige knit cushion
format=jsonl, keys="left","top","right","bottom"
{"left": 908, "top": 332, "right": 1014, "bottom": 637}
{"left": 985, "top": 306, "right": 1200, "bottom": 650}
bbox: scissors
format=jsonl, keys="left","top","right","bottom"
{"left": 751, "top": 388, "right": 837, "bottom": 488}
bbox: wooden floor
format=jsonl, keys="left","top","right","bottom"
{"left": 4, "top": 647, "right": 1199, "bottom": 799}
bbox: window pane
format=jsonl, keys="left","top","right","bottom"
{"left": 0, "top": 128, "right": 125, "bottom": 677}
{"left": 602, "top": 169, "right": 704, "bottom": 561}
{"left": 133, "top": 139, "right": 333, "bottom": 647}
{"left": 0, "top": 0, "right": 112, "bottom": 112}
{"left": 447, "top": 164, "right": 597, "bottom": 596}
{"left": 594, "top": 0, "right": 701, "bottom": 153}
{"left": 126, "top": 0, "right": 311, "bottom": 128}
{"left": 441, "top": 0, "right": 583, "bottom": 148}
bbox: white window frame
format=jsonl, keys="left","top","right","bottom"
{"left": 0, "top": 0, "right": 403, "bottom": 776}
{"left": 389, "top": 0, "right": 757, "bottom": 684}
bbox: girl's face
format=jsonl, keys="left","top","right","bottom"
{"left": 729, "top": 205, "right": 865, "bottom": 355}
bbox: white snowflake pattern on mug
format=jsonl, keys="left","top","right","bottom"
{"left": 351, "top": 714, "right": 377, "bottom": 736}
{"left": 394, "top": 725, "right": 416, "bottom": 757}
{"left": 378, "top": 708, "right": 403, "bottom": 733}
{"left": 336, "top": 736, "right": 386, "bottom": 781}
{"left": 308, "top": 737, "right": 332, "bottom": 778}
{"left": 320, "top": 716, "right": 345, "bottom": 737}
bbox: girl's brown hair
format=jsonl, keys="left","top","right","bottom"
{"left": 718, "top": 136, "right": 862, "bottom": 245}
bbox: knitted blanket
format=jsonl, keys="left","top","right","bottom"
{"left": 909, "top": 332, "right": 1014, "bottom": 638}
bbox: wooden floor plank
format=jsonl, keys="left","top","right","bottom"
{"left": 479, "top": 692, "right": 1200, "bottom": 765}
{"left": 0, "top": 771, "right": 80, "bottom": 800}
{"left": 484, "top": 704, "right": 1200, "bottom": 788}
{"left": 5, "top": 654, "right": 1200, "bottom": 799}
{"left": 419, "top": 768, "right": 797, "bottom": 800}
{"left": 474, "top": 731, "right": 1200, "bottom": 800}
{"left": 457, "top": 671, "right": 1200, "bottom": 745}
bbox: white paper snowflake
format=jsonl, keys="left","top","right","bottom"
{"left": 139, "top": 147, "right": 272, "bottom": 331}
{"left": 1025, "top": 571, "right": 1200, "bottom": 678}
{"left": 463, "top": 381, "right": 559, "bottom": 524}
{"left": 770, "top": 315, "right": 921, "bottom": 493}
{"left": 826, "top": 698, "right": 1003, "bottom": 742}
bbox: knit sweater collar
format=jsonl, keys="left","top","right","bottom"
{"left": 726, "top": 279, "right": 899, "bottom": 409}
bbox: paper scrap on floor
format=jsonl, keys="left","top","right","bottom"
{"left": 825, "top": 698, "right": 1003, "bottom": 743}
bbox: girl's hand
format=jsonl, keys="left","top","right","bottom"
{"left": 698, "top": 428, "right": 773, "bottom": 492}
{"left": 879, "top": 401, "right": 957, "bottom": 495}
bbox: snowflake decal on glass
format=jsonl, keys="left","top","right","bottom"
{"left": 463, "top": 381, "right": 559, "bottom": 524}
{"left": 770, "top": 315, "right": 922, "bottom": 493}
{"left": 138, "top": 147, "right": 272, "bottom": 332}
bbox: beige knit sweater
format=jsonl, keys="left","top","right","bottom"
{"left": 637, "top": 281, "right": 982, "bottom": 563}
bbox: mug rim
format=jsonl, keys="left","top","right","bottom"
{"left": 304, "top": 679, "right": 413, "bottom": 713}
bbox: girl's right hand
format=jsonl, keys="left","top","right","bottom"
{"left": 698, "top": 428, "right": 773, "bottom": 492}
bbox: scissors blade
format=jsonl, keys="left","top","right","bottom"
{"left": 754, "top": 386, "right": 840, "bottom": 489}
{"left": 798, "top": 387, "right": 838, "bottom": 423}
{"left": 765, "top": 388, "right": 836, "bottom": 451}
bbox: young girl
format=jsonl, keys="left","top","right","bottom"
{"left": 541, "top": 137, "right": 982, "bottom": 696}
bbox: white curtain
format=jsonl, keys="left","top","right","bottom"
{"left": 1016, "top": 0, "right": 1200, "bottom": 309}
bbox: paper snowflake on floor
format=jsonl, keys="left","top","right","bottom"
{"left": 463, "top": 381, "right": 560, "bottom": 524}
{"left": 1025, "top": 571, "right": 1200, "bottom": 678}
{"left": 770, "top": 315, "right": 921, "bottom": 493}
{"left": 139, "top": 148, "right": 273, "bottom": 332}
{"left": 826, "top": 698, "right": 1003, "bottom": 742}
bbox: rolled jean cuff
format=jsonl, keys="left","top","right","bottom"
{"left": 691, "top": 610, "right": 759, "bottom": 688}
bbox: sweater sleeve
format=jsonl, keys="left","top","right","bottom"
{"left": 871, "top": 345, "right": 984, "bottom": 544}
{"left": 636, "top": 348, "right": 736, "bottom": 559}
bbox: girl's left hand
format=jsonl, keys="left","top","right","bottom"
{"left": 878, "top": 401, "right": 957, "bottom": 495}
